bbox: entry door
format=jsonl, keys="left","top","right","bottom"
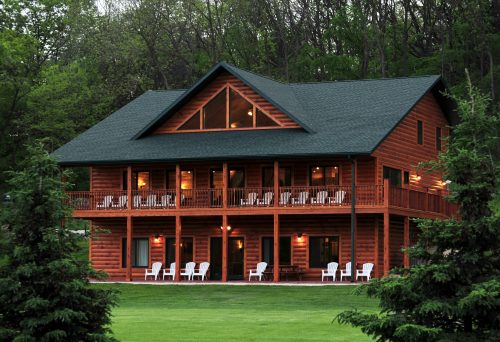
{"left": 210, "top": 237, "right": 222, "bottom": 280}
{"left": 228, "top": 237, "right": 245, "bottom": 280}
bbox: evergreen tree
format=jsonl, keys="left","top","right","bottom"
{"left": 0, "top": 142, "right": 117, "bottom": 341}
{"left": 337, "top": 76, "right": 499, "bottom": 341}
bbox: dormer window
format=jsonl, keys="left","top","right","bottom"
{"left": 176, "top": 85, "right": 280, "bottom": 131}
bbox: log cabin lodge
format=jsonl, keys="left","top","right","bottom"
{"left": 54, "top": 62, "right": 459, "bottom": 282}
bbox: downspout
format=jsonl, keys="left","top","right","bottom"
{"left": 349, "top": 155, "right": 356, "bottom": 282}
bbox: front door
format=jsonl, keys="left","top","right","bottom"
{"left": 210, "top": 237, "right": 222, "bottom": 280}
{"left": 228, "top": 237, "right": 245, "bottom": 280}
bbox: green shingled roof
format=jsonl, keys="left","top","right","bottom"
{"left": 53, "top": 63, "right": 454, "bottom": 166}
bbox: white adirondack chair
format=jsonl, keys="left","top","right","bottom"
{"left": 257, "top": 192, "right": 274, "bottom": 206}
{"left": 180, "top": 262, "right": 196, "bottom": 280}
{"left": 142, "top": 194, "right": 156, "bottom": 208}
{"left": 340, "top": 262, "right": 352, "bottom": 281}
{"left": 291, "top": 191, "right": 309, "bottom": 205}
{"left": 356, "top": 263, "right": 374, "bottom": 281}
{"left": 111, "top": 195, "right": 127, "bottom": 208}
{"left": 240, "top": 192, "right": 257, "bottom": 206}
{"left": 249, "top": 262, "right": 268, "bottom": 281}
{"left": 311, "top": 191, "right": 328, "bottom": 205}
{"left": 329, "top": 190, "right": 346, "bottom": 205}
{"left": 321, "top": 262, "right": 339, "bottom": 281}
{"left": 279, "top": 191, "right": 291, "bottom": 205}
{"left": 96, "top": 195, "right": 113, "bottom": 209}
{"left": 133, "top": 195, "right": 142, "bottom": 208}
{"left": 145, "top": 262, "right": 162, "bottom": 280}
{"left": 163, "top": 262, "right": 176, "bottom": 280}
{"left": 192, "top": 262, "right": 210, "bottom": 281}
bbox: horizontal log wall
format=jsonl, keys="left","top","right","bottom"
{"left": 372, "top": 92, "right": 450, "bottom": 190}
{"left": 89, "top": 157, "right": 375, "bottom": 191}
{"left": 152, "top": 71, "right": 300, "bottom": 133}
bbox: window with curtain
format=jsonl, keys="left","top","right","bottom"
{"left": 310, "top": 166, "right": 339, "bottom": 186}
{"left": 122, "top": 238, "right": 149, "bottom": 268}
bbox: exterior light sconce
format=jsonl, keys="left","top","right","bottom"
{"left": 220, "top": 225, "right": 232, "bottom": 231}
{"left": 153, "top": 234, "right": 161, "bottom": 243}
{"left": 297, "top": 233, "right": 303, "bottom": 242}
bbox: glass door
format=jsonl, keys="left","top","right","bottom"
{"left": 210, "top": 237, "right": 222, "bottom": 280}
{"left": 228, "top": 237, "right": 245, "bottom": 280}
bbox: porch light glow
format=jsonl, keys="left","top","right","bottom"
{"left": 247, "top": 110, "right": 253, "bottom": 116}
{"left": 297, "top": 233, "right": 303, "bottom": 242}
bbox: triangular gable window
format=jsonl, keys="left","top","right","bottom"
{"left": 179, "top": 112, "right": 200, "bottom": 130}
{"left": 176, "top": 85, "right": 281, "bottom": 131}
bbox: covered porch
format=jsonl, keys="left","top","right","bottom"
{"left": 89, "top": 213, "right": 416, "bottom": 283}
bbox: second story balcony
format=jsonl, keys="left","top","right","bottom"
{"left": 66, "top": 183, "right": 457, "bottom": 217}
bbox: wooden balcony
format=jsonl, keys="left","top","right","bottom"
{"left": 66, "top": 184, "right": 458, "bottom": 218}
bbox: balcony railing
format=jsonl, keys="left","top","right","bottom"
{"left": 66, "top": 185, "right": 458, "bottom": 216}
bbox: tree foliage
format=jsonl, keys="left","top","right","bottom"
{"left": 0, "top": 141, "right": 117, "bottom": 341}
{"left": 0, "top": 0, "right": 498, "bottom": 190}
{"left": 337, "top": 77, "right": 500, "bottom": 341}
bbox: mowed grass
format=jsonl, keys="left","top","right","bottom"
{"left": 95, "top": 284, "right": 378, "bottom": 341}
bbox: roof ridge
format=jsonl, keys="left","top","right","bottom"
{"left": 221, "top": 62, "right": 288, "bottom": 85}
{"left": 289, "top": 74, "right": 440, "bottom": 85}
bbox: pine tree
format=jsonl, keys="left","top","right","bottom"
{"left": 338, "top": 76, "right": 500, "bottom": 341}
{"left": 0, "top": 142, "right": 117, "bottom": 341}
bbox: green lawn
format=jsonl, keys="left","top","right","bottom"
{"left": 95, "top": 284, "right": 378, "bottom": 341}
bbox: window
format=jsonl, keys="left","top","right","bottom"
{"left": 179, "top": 112, "right": 200, "bottom": 130}
{"left": 262, "top": 167, "right": 292, "bottom": 187}
{"left": 166, "top": 237, "right": 193, "bottom": 265}
{"left": 166, "top": 170, "right": 176, "bottom": 189}
{"left": 122, "top": 170, "right": 128, "bottom": 190}
{"left": 261, "top": 237, "right": 291, "bottom": 265}
{"left": 229, "top": 169, "right": 245, "bottom": 188}
{"left": 383, "top": 166, "right": 402, "bottom": 187}
{"left": 181, "top": 170, "right": 193, "bottom": 190}
{"left": 404, "top": 171, "right": 410, "bottom": 185}
{"left": 178, "top": 86, "right": 281, "bottom": 131}
{"left": 256, "top": 108, "right": 279, "bottom": 127}
{"left": 122, "top": 238, "right": 149, "bottom": 268}
{"left": 310, "top": 166, "right": 339, "bottom": 186}
{"left": 203, "top": 89, "right": 226, "bottom": 129}
{"left": 417, "top": 120, "right": 423, "bottom": 145}
{"left": 229, "top": 88, "right": 253, "bottom": 128}
{"left": 436, "top": 127, "right": 442, "bottom": 151}
{"left": 133, "top": 171, "right": 150, "bottom": 190}
{"left": 309, "top": 236, "right": 339, "bottom": 268}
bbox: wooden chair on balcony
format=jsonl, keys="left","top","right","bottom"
{"left": 279, "top": 191, "right": 291, "bottom": 205}
{"left": 96, "top": 195, "right": 113, "bottom": 209}
{"left": 328, "top": 190, "right": 346, "bottom": 205}
{"left": 257, "top": 192, "right": 274, "bottom": 206}
{"left": 240, "top": 192, "right": 257, "bottom": 206}
{"left": 111, "top": 195, "right": 127, "bottom": 209}
{"left": 291, "top": 191, "right": 309, "bottom": 205}
{"left": 311, "top": 191, "right": 328, "bottom": 205}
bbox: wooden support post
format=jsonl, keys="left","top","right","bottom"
{"left": 350, "top": 157, "right": 356, "bottom": 282}
{"left": 126, "top": 216, "right": 133, "bottom": 281}
{"left": 384, "top": 178, "right": 389, "bottom": 207}
{"left": 127, "top": 166, "right": 132, "bottom": 210}
{"left": 222, "top": 215, "right": 228, "bottom": 282}
{"left": 373, "top": 217, "right": 379, "bottom": 278}
{"left": 273, "top": 214, "right": 279, "bottom": 282}
{"left": 403, "top": 216, "right": 410, "bottom": 268}
{"left": 273, "top": 161, "right": 279, "bottom": 208}
{"left": 175, "top": 215, "right": 181, "bottom": 281}
{"left": 222, "top": 162, "right": 228, "bottom": 209}
{"left": 175, "top": 164, "right": 181, "bottom": 209}
{"left": 383, "top": 210, "right": 390, "bottom": 276}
